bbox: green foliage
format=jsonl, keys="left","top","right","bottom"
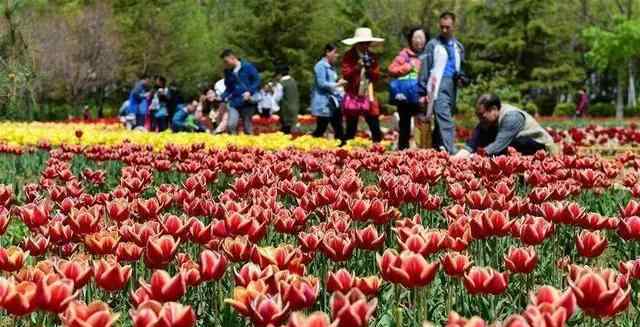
{"left": 523, "top": 101, "right": 539, "bottom": 116}
{"left": 583, "top": 18, "right": 640, "bottom": 72}
{"left": 589, "top": 102, "right": 616, "bottom": 116}
{"left": 554, "top": 102, "right": 575, "bottom": 116}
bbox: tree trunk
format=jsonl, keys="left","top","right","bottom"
{"left": 617, "top": 69, "right": 625, "bottom": 120}
{"left": 629, "top": 60, "right": 637, "bottom": 108}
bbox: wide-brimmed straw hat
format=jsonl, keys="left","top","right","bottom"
{"left": 341, "top": 28, "right": 384, "bottom": 46}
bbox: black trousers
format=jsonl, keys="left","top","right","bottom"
{"left": 312, "top": 110, "right": 344, "bottom": 144}
{"left": 397, "top": 103, "right": 420, "bottom": 150}
{"left": 345, "top": 114, "right": 382, "bottom": 143}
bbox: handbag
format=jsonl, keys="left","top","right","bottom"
{"left": 342, "top": 93, "right": 370, "bottom": 116}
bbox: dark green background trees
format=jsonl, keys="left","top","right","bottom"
{"left": 1, "top": 0, "right": 640, "bottom": 120}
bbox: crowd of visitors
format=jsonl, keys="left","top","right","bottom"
{"left": 119, "top": 11, "right": 564, "bottom": 156}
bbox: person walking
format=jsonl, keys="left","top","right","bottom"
{"left": 150, "top": 76, "right": 169, "bottom": 132}
{"left": 341, "top": 28, "right": 384, "bottom": 143}
{"left": 418, "top": 12, "right": 466, "bottom": 154}
{"left": 219, "top": 49, "right": 261, "bottom": 135}
{"left": 576, "top": 87, "right": 589, "bottom": 118}
{"left": 388, "top": 27, "right": 428, "bottom": 150}
{"left": 311, "top": 44, "right": 347, "bottom": 144}
{"left": 275, "top": 64, "right": 300, "bottom": 135}
{"left": 127, "top": 76, "right": 150, "bottom": 129}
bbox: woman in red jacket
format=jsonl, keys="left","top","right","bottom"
{"left": 341, "top": 28, "right": 384, "bottom": 143}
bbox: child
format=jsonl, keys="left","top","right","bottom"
{"left": 172, "top": 100, "right": 201, "bottom": 132}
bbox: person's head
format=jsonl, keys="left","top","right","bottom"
{"left": 220, "top": 49, "right": 239, "bottom": 69}
{"left": 355, "top": 41, "right": 371, "bottom": 53}
{"left": 187, "top": 99, "right": 198, "bottom": 113}
{"left": 324, "top": 43, "right": 339, "bottom": 64}
{"left": 205, "top": 88, "right": 216, "bottom": 102}
{"left": 275, "top": 64, "right": 290, "bottom": 78}
{"left": 475, "top": 93, "right": 502, "bottom": 127}
{"left": 156, "top": 76, "right": 166, "bottom": 88}
{"left": 439, "top": 12, "right": 456, "bottom": 40}
{"left": 406, "top": 27, "right": 427, "bottom": 53}
{"left": 140, "top": 75, "right": 150, "bottom": 86}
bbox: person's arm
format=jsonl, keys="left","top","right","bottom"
{"left": 247, "top": 64, "right": 261, "bottom": 94}
{"left": 388, "top": 51, "right": 412, "bottom": 78}
{"left": 274, "top": 84, "right": 283, "bottom": 103}
{"left": 367, "top": 55, "right": 381, "bottom": 82}
{"left": 315, "top": 64, "right": 337, "bottom": 92}
{"left": 464, "top": 125, "right": 484, "bottom": 153}
{"left": 483, "top": 111, "right": 526, "bottom": 155}
{"left": 341, "top": 51, "right": 360, "bottom": 80}
{"left": 221, "top": 71, "right": 232, "bottom": 100}
{"left": 418, "top": 42, "right": 435, "bottom": 97}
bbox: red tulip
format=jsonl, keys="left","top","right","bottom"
{"left": 504, "top": 246, "right": 538, "bottom": 274}
{"left": 322, "top": 231, "right": 355, "bottom": 262}
{"left": 106, "top": 198, "right": 130, "bottom": 222}
{"left": 0, "top": 184, "right": 13, "bottom": 207}
{"left": 140, "top": 270, "right": 187, "bottom": 302}
{"left": 2, "top": 280, "right": 38, "bottom": 316}
{"left": 576, "top": 230, "right": 608, "bottom": 258}
{"left": 85, "top": 231, "right": 120, "bottom": 256}
{"left": 22, "top": 234, "right": 49, "bottom": 257}
{"left": 619, "top": 259, "right": 640, "bottom": 280}
{"left": 37, "top": 275, "right": 77, "bottom": 313}
{"left": 161, "top": 215, "right": 191, "bottom": 239}
{"left": 441, "top": 252, "right": 473, "bottom": 277}
{"left": 130, "top": 300, "right": 197, "bottom": 327}
{"left": 617, "top": 216, "right": 640, "bottom": 240}
{"left": 199, "top": 250, "right": 228, "bottom": 282}
{"left": 48, "top": 219, "right": 75, "bottom": 245}
{"left": 287, "top": 311, "right": 337, "bottom": 327}
{"left": 444, "top": 311, "right": 487, "bottom": 327}
{"left": 377, "top": 249, "right": 439, "bottom": 289}
{"left": 620, "top": 200, "right": 640, "bottom": 218}
{"left": 326, "top": 269, "right": 354, "bottom": 294}
{"left": 60, "top": 300, "right": 120, "bottom": 327}
{"left": 399, "top": 230, "right": 446, "bottom": 256}
{"left": 94, "top": 257, "right": 132, "bottom": 292}
{"left": 116, "top": 242, "right": 144, "bottom": 262}
{"left": 529, "top": 286, "right": 576, "bottom": 320}
{"left": 246, "top": 293, "right": 290, "bottom": 327}
{"left": 17, "top": 200, "right": 53, "bottom": 229}
{"left": 298, "top": 230, "right": 323, "bottom": 252}
{"left": 223, "top": 236, "right": 253, "bottom": 262}
{"left": 469, "top": 209, "right": 513, "bottom": 239}
{"left": 569, "top": 267, "right": 631, "bottom": 318}
{"left": 280, "top": 276, "right": 320, "bottom": 311}
{"left": 0, "top": 207, "right": 10, "bottom": 235}
{"left": 69, "top": 206, "right": 102, "bottom": 236}
{"left": 144, "top": 235, "right": 180, "bottom": 269}
{"left": 56, "top": 257, "right": 93, "bottom": 289}
{"left": 188, "top": 218, "right": 213, "bottom": 245}
{"left": 330, "top": 289, "right": 377, "bottom": 327}
{"left": 463, "top": 266, "right": 509, "bottom": 295}
{"left": 0, "top": 246, "right": 28, "bottom": 272}
{"left": 353, "top": 276, "right": 382, "bottom": 297}
{"left": 136, "top": 198, "right": 162, "bottom": 220}
{"left": 234, "top": 263, "right": 275, "bottom": 288}
{"left": 355, "top": 225, "right": 385, "bottom": 250}
{"left": 516, "top": 215, "right": 554, "bottom": 246}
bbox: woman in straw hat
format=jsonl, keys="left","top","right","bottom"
{"left": 341, "top": 27, "right": 384, "bottom": 143}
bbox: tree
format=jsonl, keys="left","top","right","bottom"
{"left": 584, "top": 18, "right": 640, "bottom": 119}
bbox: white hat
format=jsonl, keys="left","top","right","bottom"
{"left": 341, "top": 28, "right": 384, "bottom": 46}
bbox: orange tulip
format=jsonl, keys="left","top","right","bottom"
{"left": 0, "top": 246, "right": 28, "bottom": 272}
{"left": 85, "top": 231, "right": 120, "bottom": 256}
{"left": 287, "top": 311, "right": 337, "bottom": 327}
{"left": 2, "top": 280, "right": 38, "bottom": 316}
{"left": 60, "top": 300, "right": 120, "bottom": 327}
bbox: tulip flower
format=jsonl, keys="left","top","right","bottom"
{"left": 326, "top": 269, "right": 355, "bottom": 294}
{"left": 60, "top": 300, "right": 120, "bottom": 327}
{"left": 617, "top": 216, "right": 640, "bottom": 240}
{"left": 287, "top": 311, "right": 337, "bottom": 327}
{"left": 516, "top": 215, "right": 554, "bottom": 246}
{"left": 116, "top": 242, "right": 144, "bottom": 262}
{"left": 322, "top": 231, "right": 355, "bottom": 262}
{"left": 136, "top": 198, "right": 162, "bottom": 221}
{"left": 234, "top": 263, "right": 275, "bottom": 288}
{"left": 56, "top": 257, "right": 93, "bottom": 289}
{"left": 504, "top": 246, "right": 538, "bottom": 274}
{"left": 444, "top": 311, "right": 487, "bottom": 327}
{"left": 22, "top": 234, "right": 49, "bottom": 257}
{"left": 377, "top": 249, "right": 439, "bottom": 289}
{"left": 576, "top": 230, "right": 608, "bottom": 258}
{"left": 463, "top": 266, "right": 510, "bottom": 295}
{"left": 569, "top": 268, "right": 631, "bottom": 318}
{"left": 280, "top": 276, "right": 320, "bottom": 311}
{"left": 529, "top": 286, "right": 576, "bottom": 320}
{"left": 330, "top": 289, "right": 377, "bottom": 327}
{"left": 441, "top": 252, "right": 473, "bottom": 277}
{"left": 223, "top": 236, "right": 253, "bottom": 262}
{"left": 130, "top": 300, "right": 197, "bottom": 327}
{"left": 353, "top": 276, "right": 382, "bottom": 297}
{"left": 2, "top": 280, "right": 38, "bottom": 316}
{"left": 399, "top": 230, "right": 446, "bottom": 257}
{"left": 619, "top": 259, "right": 640, "bottom": 280}
{"left": 0, "top": 246, "right": 28, "bottom": 272}
{"left": 17, "top": 200, "right": 53, "bottom": 229}
{"left": 106, "top": 198, "right": 130, "bottom": 222}
{"left": 0, "top": 207, "right": 10, "bottom": 236}
{"left": 355, "top": 225, "right": 385, "bottom": 250}
{"left": 140, "top": 269, "right": 187, "bottom": 303}
{"left": 469, "top": 209, "right": 513, "bottom": 239}
{"left": 199, "top": 249, "right": 228, "bottom": 282}
{"left": 94, "top": 257, "right": 132, "bottom": 292}
{"left": 298, "top": 230, "right": 323, "bottom": 252}
{"left": 69, "top": 206, "right": 102, "bottom": 236}
{"left": 36, "top": 275, "right": 77, "bottom": 313}
{"left": 85, "top": 231, "right": 120, "bottom": 256}
{"left": 620, "top": 199, "right": 640, "bottom": 218}
{"left": 0, "top": 184, "right": 13, "bottom": 207}
{"left": 144, "top": 235, "right": 180, "bottom": 269}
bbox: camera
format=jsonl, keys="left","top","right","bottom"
{"left": 454, "top": 72, "right": 471, "bottom": 88}
{"left": 361, "top": 52, "right": 373, "bottom": 69}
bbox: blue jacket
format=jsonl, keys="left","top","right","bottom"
{"left": 222, "top": 60, "right": 261, "bottom": 109}
{"left": 171, "top": 105, "right": 189, "bottom": 132}
{"left": 127, "top": 80, "right": 147, "bottom": 115}
{"left": 311, "top": 58, "right": 340, "bottom": 117}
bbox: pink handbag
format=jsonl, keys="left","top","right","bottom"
{"left": 342, "top": 93, "right": 370, "bottom": 117}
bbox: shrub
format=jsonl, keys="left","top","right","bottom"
{"left": 554, "top": 102, "right": 575, "bottom": 116}
{"left": 588, "top": 102, "right": 616, "bottom": 117}
{"left": 523, "top": 102, "right": 539, "bottom": 116}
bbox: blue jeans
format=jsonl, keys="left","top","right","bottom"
{"left": 433, "top": 77, "right": 457, "bottom": 154}
{"left": 228, "top": 105, "right": 255, "bottom": 134}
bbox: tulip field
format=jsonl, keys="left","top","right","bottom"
{"left": 4, "top": 123, "right": 640, "bottom": 326}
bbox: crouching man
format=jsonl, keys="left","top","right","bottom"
{"left": 454, "top": 93, "right": 557, "bottom": 159}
